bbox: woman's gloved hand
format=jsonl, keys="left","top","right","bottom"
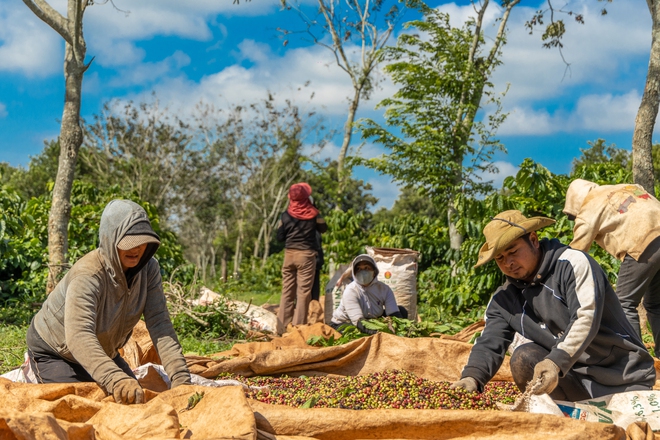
{"left": 356, "top": 320, "right": 378, "bottom": 335}
{"left": 531, "top": 359, "right": 560, "bottom": 395}
{"left": 170, "top": 372, "right": 192, "bottom": 388}
{"left": 113, "top": 378, "right": 145, "bottom": 405}
{"left": 449, "top": 377, "right": 479, "bottom": 392}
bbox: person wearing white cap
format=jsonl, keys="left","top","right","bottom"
{"left": 26, "top": 199, "right": 191, "bottom": 405}
{"left": 563, "top": 179, "right": 660, "bottom": 354}
{"left": 450, "top": 210, "right": 654, "bottom": 401}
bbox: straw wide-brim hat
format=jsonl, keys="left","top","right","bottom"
{"left": 475, "top": 210, "right": 555, "bottom": 268}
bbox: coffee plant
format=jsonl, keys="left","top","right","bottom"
{"left": 219, "top": 370, "right": 520, "bottom": 410}
{"left": 307, "top": 317, "right": 463, "bottom": 347}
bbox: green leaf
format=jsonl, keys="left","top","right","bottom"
{"left": 300, "top": 396, "right": 318, "bottom": 408}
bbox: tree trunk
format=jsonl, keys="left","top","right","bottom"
{"left": 220, "top": 248, "right": 228, "bottom": 283}
{"left": 262, "top": 230, "right": 271, "bottom": 267}
{"left": 221, "top": 225, "right": 229, "bottom": 283}
{"left": 209, "top": 246, "right": 216, "bottom": 280}
{"left": 196, "top": 254, "right": 205, "bottom": 282}
{"left": 447, "top": 202, "right": 463, "bottom": 277}
{"left": 632, "top": 0, "right": 660, "bottom": 196}
{"left": 233, "top": 219, "right": 244, "bottom": 279}
{"left": 47, "top": 42, "right": 85, "bottom": 293}
{"left": 336, "top": 88, "right": 361, "bottom": 206}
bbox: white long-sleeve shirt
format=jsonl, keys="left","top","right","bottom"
{"left": 331, "top": 280, "right": 399, "bottom": 326}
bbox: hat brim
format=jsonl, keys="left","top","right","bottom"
{"left": 117, "top": 234, "right": 161, "bottom": 251}
{"left": 474, "top": 217, "right": 555, "bottom": 268}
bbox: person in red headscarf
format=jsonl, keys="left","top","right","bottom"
{"left": 276, "top": 182, "right": 327, "bottom": 333}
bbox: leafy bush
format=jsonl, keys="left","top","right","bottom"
{"left": 322, "top": 210, "right": 369, "bottom": 266}
{"left": 367, "top": 158, "right": 628, "bottom": 320}
{"left": 0, "top": 180, "right": 192, "bottom": 325}
{"left": 171, "top": 303, "right": 249, "bottom": 340}
{"left": 308, "top": 317, "right": 464, "bottom": 347}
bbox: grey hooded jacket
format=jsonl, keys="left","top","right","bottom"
{"left": 331, "top": 254, "right": 399, "bottom": 326}
{"left": 31, "top": 199, "right": 191, "bottom": 393}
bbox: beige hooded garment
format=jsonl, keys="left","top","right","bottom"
{"left": 32, "top": 199, "right": 190, "bottom": 393}
{"left": 563, "top": 179, "right": 660, "bottom": 261}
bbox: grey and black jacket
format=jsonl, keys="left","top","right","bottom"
{"left": 461, "top": 238, "right": 655, "bottom": 394}
{"left": 30, "top": 199, "right": 191, "bottom": 393}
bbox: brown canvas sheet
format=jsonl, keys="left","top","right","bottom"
{"left": 1, "top": 377, "right": 647, "bottom": 440}
{"left": 0, "top": 379, "right": 256, "bottom": 439}
{"left": 250, "top": 399, "right": 629, "bottom": 440}
{"left": 185, "top": 323, "right": 513, "bottom": 383}
{"left": 3, "top": 321, "right": 656, "bottom": 439}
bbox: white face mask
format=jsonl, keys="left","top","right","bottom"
{"left": 354, "top": 269, "right": 375, "bottom": 286}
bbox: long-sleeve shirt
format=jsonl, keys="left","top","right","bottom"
{"left": 460, "top": 239, "right": 655, "bottom": 396}
{"left": 276, "top": 211, "right": 327, "bottom": 250}
{"left": 331, "top": 280, "right": 399, "bottom": 326}
{"left": 565, "top": 180, "right": 660, "bottom": 261}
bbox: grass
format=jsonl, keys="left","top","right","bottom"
{"left": 0, "top": 287, "right": 281, "bottom": 376}
{"left": 225, "top": 290, "right": 279, "bottom": 307}
{"left": 179, "top": 335, "right": 237, "bottom": 357}
{"left": 0, "top": 325, "right": 28, "bottom": 375}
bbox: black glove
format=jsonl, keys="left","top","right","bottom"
{"left": 387, "top": 311, "right": 403, "bottom": 318}
{"left": 357, "top": 320, "right": 378, "bottom": 335}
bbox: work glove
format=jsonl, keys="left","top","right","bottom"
{"left": 449, "top": 377, "right": 479, "bottom": 392}
{"left": 112, "top": 378, "right": 145, "bottom": 405}
{"left": 356, "top": 320, "right": 378, "bottom": 335}
{"left": 530, "top": 359, "right": 560, "bottom": 395}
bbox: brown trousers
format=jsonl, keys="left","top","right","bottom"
{"left": 278, "top": 248, "right": 317, "bottom": 332}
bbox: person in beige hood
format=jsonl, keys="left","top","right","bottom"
{"left": 563, "top": 179, "right": 660, "bottom": 353}
{"left": 26, "top": 199, "right": 191, "bottom": 404}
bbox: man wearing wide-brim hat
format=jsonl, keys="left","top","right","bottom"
{"left": 450, "top": 210, "right": 655, "bottom": 401}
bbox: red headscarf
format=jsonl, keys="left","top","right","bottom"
{"left": 287, "top": 182, "right": 319, "bottom": 220}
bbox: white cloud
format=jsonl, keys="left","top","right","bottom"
{"left": 367, "top": 173, "right": 401, "bottom": 211}
{"left": 109, "top": 51, "right": 191, "bottom": 88}
{"left": 92, "top": 40, "right": 146, "bottom": 68}
{"left": 120, "top": 41, "right": 374, "bottom": 120}
{"left": 491, "top": 2, "right": 650, "bottom": 103}
{"left": 478, "top": 161, "right": 519, "bottom": 190}
{"left": 1, "top": 0, "right": 284, "bottom": 75}
{"left": 498, "top": 90, "right": 642, "bottom": 135}
{"left": 431, "top": 1, "right": 651, "bottom": 137}
{"left": 0, "top": 2, "right": 62, "bottom": 76}
{"left": 572, "top": 90, "right": 641, "bottom": 131}
{"left": 499, "top": 107, "right": 556, "bottom": 135}
{"left": 0, "top": 102, "right": 7, "bottom": 118}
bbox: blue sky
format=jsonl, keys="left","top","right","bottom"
{"left": 0, "top": 0, "right": 653, "bottom": 210}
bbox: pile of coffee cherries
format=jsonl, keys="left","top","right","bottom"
{"left": 219, "top": 369, "right": 520, "bottom": 410}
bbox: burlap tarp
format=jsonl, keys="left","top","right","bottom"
{"left": 184, "top": 322, "right": 513, "bottom": 383}
{"left": 2, "top": 320, "right": 657, "bottom": 439}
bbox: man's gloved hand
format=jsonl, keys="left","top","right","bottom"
{"left": 112, "top": 378, "right": 144, "bottom": 405}
{"left": 531, "top": 359, "right": 560, "bottom": 395}
{"left": 449, "top": 377, "right": 479, "bottom": 392}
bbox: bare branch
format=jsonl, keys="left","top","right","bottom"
{"left": 22, "top": 0, "right": 71, "bottom": 44}
{"left": 70, "top": 0, "right": 90, "bottom": 66}
{"left": 485, "top": 0, "right": 521, "bottom": 69}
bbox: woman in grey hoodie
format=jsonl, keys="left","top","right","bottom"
{"left": 26, "top": 199, "right": 191, "bottom": 404}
